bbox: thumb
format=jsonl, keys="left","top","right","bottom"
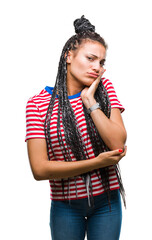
{"left": 109, "top": 148, "right": 124, "bottom": 156}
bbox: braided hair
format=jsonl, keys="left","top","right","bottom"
{"left": 44, "top": 15, "right": 126, "bottom": 208}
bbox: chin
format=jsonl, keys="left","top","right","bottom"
{"left": 77, "top": 76, "right": 94, "bottom": 87}
{"left": 85, "top": 78, "right": 95, "bottom": 86}
{"left": 85, "top": 82, "right": 93, "bottom": 87}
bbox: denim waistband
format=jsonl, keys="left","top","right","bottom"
{"left": 51, "top": 189, "right": 121, "bottom": 216}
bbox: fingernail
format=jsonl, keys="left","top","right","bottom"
{"left": 118, "top": 149, "right": 123, "bottom": 153}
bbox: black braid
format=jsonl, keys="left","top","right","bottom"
{"left": 44, "top": 18, "right": 126, "bottom": 208}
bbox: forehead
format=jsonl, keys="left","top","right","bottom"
{"left": 77, "top": 40, "right": 106, "bottom": 58}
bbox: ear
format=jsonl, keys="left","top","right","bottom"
{"left": 65, "top": 51, "right": 73, "bottom": 63}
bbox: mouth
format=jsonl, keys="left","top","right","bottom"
{"left": 87, "top": 72, "right": 99, "bottom": 78}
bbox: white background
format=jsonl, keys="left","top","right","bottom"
{"left": 0, "top": 0, "right": 152, "bottom": 239}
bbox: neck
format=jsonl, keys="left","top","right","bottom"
{"left": 66, "top": 72, "right": 84, "bottom": 96}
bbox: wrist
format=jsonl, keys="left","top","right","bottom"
{"left": 87, "top": 102, "right": 101, "bottom": 115}
{"left": 93, "top": 155, "right": 104, "bottom": 169}
{"left": 85, "top": 99, "right": 97, "bottom": 109}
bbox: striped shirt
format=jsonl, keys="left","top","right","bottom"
{"left": 25, "top": 78, "right": 125, "bottom": 200}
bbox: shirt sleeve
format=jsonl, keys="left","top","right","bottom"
{"left": 102, "top": 78, "right": 125, "bottom": 113}
{"left": 25, "top": 98, "right": 45, "bottom": 142}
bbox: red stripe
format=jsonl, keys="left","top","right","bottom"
{"left": 26, "top": 79, "right": 124, "bottom": 199}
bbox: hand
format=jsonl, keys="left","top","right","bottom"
{"left": 80, "top": 69, "right": 106, "bottom": 109}
{"left": 96, "top": 146, "right": 127, "bottom": 168}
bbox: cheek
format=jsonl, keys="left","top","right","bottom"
{"left": 76, "top": 58, "right": 89, "bottom": 72}
{"left": 71, "top": 60, "right": 85, "bottom": 77}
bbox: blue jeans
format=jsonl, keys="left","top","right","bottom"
{"left": 50, "top": 189, "right": 122, "bottom": 240}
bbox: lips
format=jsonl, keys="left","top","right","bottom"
{"left": 87, "top": 72, "right": 99, "bottom": 78}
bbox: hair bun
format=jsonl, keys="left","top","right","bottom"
{"left": 73, "top": 15, "right": 95, "bottom": 34}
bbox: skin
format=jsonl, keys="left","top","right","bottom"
{"left": 67, "top": 40, "right": 127, "bottom": 150}
{"left": 66, "top": 40, "right": 106, "bottom": 95}
{"left": 27, "top": 40, "right": 127, "bottom": 181}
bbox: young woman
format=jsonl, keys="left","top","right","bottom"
{"left": 26, "top": 16, "right": 127, "bottom": 240}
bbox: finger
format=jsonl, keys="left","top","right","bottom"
{"left": 85, "top": 69, "right": 106, "bottom": 96}
{"left": 109, "top": 148, "right": 125, "bottom": 156}
{"left": 87, "top": 76, "right": 100, "bottom": 94}
{"left": 120, "top": 146, "right": 127, "bottom": 156}
{"left": 116, "top": 147, "right": 127, "bottom": 162}
{"left": 99, "top": 69, "right": 106, "bottom": 78}
{"left": 95, "top": 69, "right": 106, "bottom": 84}
{"left": 91, "top": 74, "right": 103, "bottom": 90}
{"left": 101, "top": 69, "right": 106, "bottom": 75}
{"left": 96, "top": 72, "right": 103, "bottom": 82}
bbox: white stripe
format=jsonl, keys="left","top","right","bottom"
{"left": 26, "top": 134, "right": 45, "bottom": 138}
{"left": 26, "top": 82, "right": 122, "bottom": 200}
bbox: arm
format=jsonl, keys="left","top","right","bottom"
{"left": 90, "top": 105, "right": 126, "bottom": 150}
{"left": 27, "top": 138, "right": 126, "bottom": 181}
{"left": 81, "top": 76, "right": 127, "bottom": 150}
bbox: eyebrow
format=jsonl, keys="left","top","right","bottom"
{"left": 89, "top": 54, "right": 106, "bottom": 64}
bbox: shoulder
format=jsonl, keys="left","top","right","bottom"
{"left": 101, "top": 78, "right": 114, "bottom": 90}
{"left": 101, "top": 78, "right": 125, "bottom": 113}
{"left": 101, "top": 77, "right": 118, "bottom": 97}
{"left": 26, "top": 88, "right": 51, "bottom": 109}
{"left": 27, "top": 88, "right": 51, "bottom": 104}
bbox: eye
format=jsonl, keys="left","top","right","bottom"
{"left": 100, "top": 62, "right": 105, "bottom": 67}
{"left": 100, "top": 60, "right": 106, "bottom": 67}
{"left": 87, "top": 56, "right": 93, "bottom": 61}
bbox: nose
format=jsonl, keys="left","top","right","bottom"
{"left": 92, "top": 61, "right": 102, "bottom": 73}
